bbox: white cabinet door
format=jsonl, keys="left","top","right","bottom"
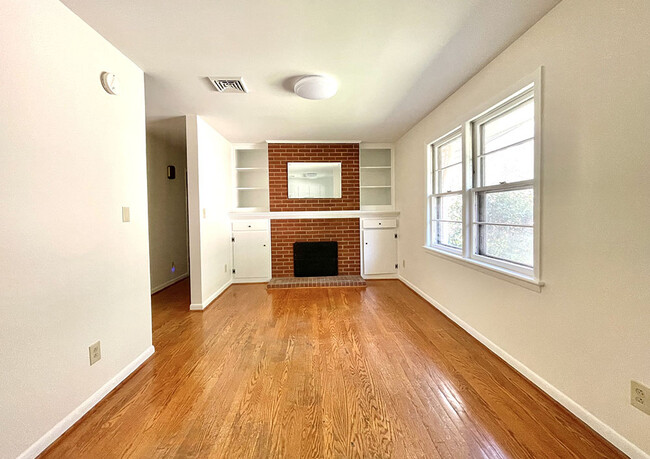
{"left": 363, "top": 229, "right": 398, "bottom": 275}
{"left": 233, "top": 231, "right": 270, "bottom": 279}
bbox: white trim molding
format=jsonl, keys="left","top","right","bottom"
{"left": 229, "top": 210, "right": 400, "bottom": 220}
{"left": 362, "top": 273, "right": 399, "bottom": 280}
{"left": 232, "top": 277, "right": 270, "bottom": 284}
{"left": 266, "top": 140, "right": 360, "bottom": 144}
{"left": 17, "top": 345, "right": 155, "bottom": 459}
{"left": 398, "top": 276, "right": 648, "bottom": 459}
{"left": 422, "top": 245, "right": 544, "bottom": 292}
{"left": 190, "top": 279, "right": 233, "bottom": 310}
{"left": 151, "top": 272, "right": 189, "bottom": 294}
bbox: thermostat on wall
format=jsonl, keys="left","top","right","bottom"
{"left": 100, "top": 72, "right": 120, "bottom": 95}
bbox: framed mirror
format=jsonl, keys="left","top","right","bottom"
{"left": 287, "top": 162, "right": 342, "bottom": 199}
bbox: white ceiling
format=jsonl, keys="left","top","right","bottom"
{"left": 61, "top": 0, "right": 559, "bottom": 143}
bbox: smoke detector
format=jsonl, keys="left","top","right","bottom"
{"left": 208, "top": 77, "right": 249, "bottom": 93}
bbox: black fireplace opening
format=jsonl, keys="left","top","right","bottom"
{"left": 293, "top": 241, "right": 338, "bottom": 277}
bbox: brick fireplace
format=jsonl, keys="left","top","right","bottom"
{"left": 270, "top": 219, "right": 360, "bottom": 278}
{"left": 267, "top": 143, "right": 362, "bottom": 279}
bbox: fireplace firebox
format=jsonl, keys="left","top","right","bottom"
{"left": 293, "top": 242, "right": 338, "bottom": 277}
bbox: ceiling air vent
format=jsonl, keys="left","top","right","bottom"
{"left": 208, "top": 77, "right": 249, "bottom": 93}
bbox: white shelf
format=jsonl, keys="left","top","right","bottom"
{"left": 361, "top": 187, "right": 391, "bottom": 205}
{"left": 360, "top": 148, "right": 391, "bottom": 168}
{"left": 233, "top": 145, "right": 269, "bottom": 210}
{"left": 231, "top": 207, "right": 269, "bottom": 213}
{"left": 359, "top": 147, "right": 394, "bottom": 208}
{"left": 235, "top": 148, "right": 267, "bottom": 169}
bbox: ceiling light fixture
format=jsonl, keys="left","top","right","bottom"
{"left": 294, "top": 75, "right": 338, "bottom": 100}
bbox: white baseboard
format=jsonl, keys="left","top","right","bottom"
{"left": 362, "top": 273, "right": 399, "bottom": 280}
{"left": 232, "top": 277, "right": 270, "bottom": 284}
{"left": 151, "top": 272, "right": 189, "bottom": 294}
{"left": 190, "top": 279, "right": 233, "bottom": 311}
{"left": 398, "top": 275, "right": 648, "bottom": 459}
{"left": 17, "top": 345, "right": 155, "bottom": 459}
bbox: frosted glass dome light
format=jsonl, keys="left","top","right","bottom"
{"left": 294, "top": 75, "right": 338, "bottom": 100}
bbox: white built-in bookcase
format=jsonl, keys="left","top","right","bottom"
{"left": 231, "top": 142, "right": 394, "bottom": 212}
{"left": 233, "top": 143, "right": 269, "bottom": 211}
{"left": 359, "top": 144, "right": 394, "bottom": 210}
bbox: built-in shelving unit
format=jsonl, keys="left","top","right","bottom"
{"left": 233, "top": 144, "right": 269, "bottom": 211}
{"left": 359, "top": 145, "right": 394, "bottom": 210}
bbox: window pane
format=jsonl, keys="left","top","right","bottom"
{"left": 479, "top": 188, "right": 533, "bottom": 225}
{"left": 438, "top": 163, "right": 462, "bottom": 193}
{"left": 437, "top": 136, "right": 462, "bottom": 168}
{"left": 483, "top": 99, "right": 534, "bottom": 153}
{"left": 482, "top": 140, "right": 533, "bottom": 186}
{"left": 437, "top": 194, "right": 462, "bottom": 221}
{"left": 478, "top": 224, "right": 533, "bottom": 266}
{"left": 437, "top": 221, "right": 462, "bottom": 248}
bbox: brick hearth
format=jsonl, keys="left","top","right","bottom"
{"left": 267, "top": 275, "right": 366, "bottom": 289}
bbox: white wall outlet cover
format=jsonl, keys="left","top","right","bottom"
{"left": 122, "top": 206, "right": 130, "bottom": 223}
{"left": 631, "top": 380, "right": 650, "bottom": 415}
{"left": 100, "top": 71, "right": 120, "bottom": 95}
{"left": 89, "top": 341, "right": 101, "bottom": 366}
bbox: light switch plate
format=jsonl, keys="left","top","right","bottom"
{"left": 122, "top": 206, "right": 130, "bottom": 222}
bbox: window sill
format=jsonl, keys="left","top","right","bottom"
{"left": 422, "top": 246, "right": 544, "bottom": 292}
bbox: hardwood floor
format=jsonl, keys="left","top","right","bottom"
{"left": 41, "top": 280, "right": 624, "bottom": 458}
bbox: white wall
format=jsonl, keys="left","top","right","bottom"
{"left": 146, "top": 117, "right": 189, "bottom": 293}
{"left": 186, "top": 115, "right": 233, "bottom": 309}
{"left": 0, "top": 0, "right": 153, "bottom": 458}
{"left": 395, "top": 0, "right": 650, "bottom": 456}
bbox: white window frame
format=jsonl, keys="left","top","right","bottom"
{"left": 470, "top": 87, "right": 536, "bottom": 277}
{"left": 427, "top": 128, "right": 463, "bottom": 255}
{"left": 424, "top": 69, "right": 543, "bottom": 290}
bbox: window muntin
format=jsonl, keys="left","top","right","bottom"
{"left": 426, "top": 82, "right": 539, "bottom": 281}
{"left": 476, "top": 96, "right": 535, "bottom": 188}
{"left": 482, "top": 98, "right": 534, "bottom": 154}
{"left": 472, "top": 88, "right": 535, "bottom": 271}
{"left": 475, "top": 187, "right": 534, "bottom": 267}
{"left": 435, "top": 135, "right": 462, "bottom": 193}
{"left": 429, "top": 131, "right": 463, "bottom": 252}
{"left": 477, "top": 223, "right": 533, "bottom": 267}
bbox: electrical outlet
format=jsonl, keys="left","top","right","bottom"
{"left": 202, "top": 208, "right": 207, "bottom": 219}
{"left": 224, "top": 264, "right": 228, "bottom": 273}
{"left": 402, "top": 259, "right": 406, "bottom": 268}
{"left": 121, "top": 206, "right": 130, "bottom": 222}
{"left": 631, "top": 380, "right": 650, "bottom": 415}
{"left": 89, "top": 341, "right": 101, "bottom": 366}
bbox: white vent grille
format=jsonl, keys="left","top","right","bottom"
{"left": 208, "top": 77, "right": 248, "bottom": 93}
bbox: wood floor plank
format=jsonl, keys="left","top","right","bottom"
{"left": 40, "top": 280, "right": 626, "bottom": 459}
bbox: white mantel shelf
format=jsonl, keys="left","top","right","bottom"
{"left": 229, "top": 210, "right": 400, "bottom": 220}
